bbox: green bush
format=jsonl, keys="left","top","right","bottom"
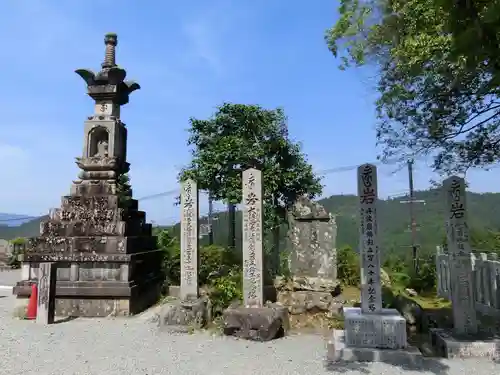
{"left": 337, "top": 246, "right": 360, "bottom": 286}
{"left": 208, "top": 267, "right": 243, "bottom": 314}
{"left": 7, "top": 238, "right": 26, "bottom": 269}
{"left": 390, "top": 272, "right": 411, "bottom": 289}
{"left": 157, "top": 229, "right": 241, "bottom": 291}
{"left": 407, "top": 255, "right": 437, "bottom": 293}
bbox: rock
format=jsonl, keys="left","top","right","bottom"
{"left": 392, "top": 294, "right": 423, "bottom": 327}
{"left": 223, "top": 303, "right": 290, "bottom": 341}
{"left": 274, "top": 276, "right": 341, "bottom": 295}
{"left": 405, "top": 288, "right": 418, "bottom": 297}
{"left": 157, "top": 297, "right": 210, "bottom": 333}
{"left": 277, "top": 290, "right": 333, "bottom": 314}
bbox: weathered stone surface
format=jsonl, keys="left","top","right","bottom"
{"left": 36, "top": 262, "right": 57, "bottom": 324}
{"left": 287, "top": 196, "right": 337, "bottom": 281}
{"left": 274, "top": 275, "right": 340, "bottom": 294}
{"left": 277, "top": 290, "right": 340, "bottom": 315}
{"left": 242, "top": 168, "right": 264, "bottom": 307}
{"left": 430, "top": 328, "right": 500, "bottom": 359}
{"left": 180, "top": 179, "right": 199, "bottom": 301}
{"left": 344, "top": 307, "right": 408, "bottom": 349}
{"left": 223, "top": 303, "right": 290, "bottom": 341}
{"left": 157, "top": 297, "right": 210, "bottom": 333}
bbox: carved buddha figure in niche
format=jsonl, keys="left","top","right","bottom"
{"left": 95, "top": 140, "right": 108, "bottom": 157}
{"left": 88, "top": 126, "right": 109, "bottom": 158}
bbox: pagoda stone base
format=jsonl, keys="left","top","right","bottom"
{"left": 13, "top": 251, "right": 164, "bottom": 317}
{"left": 343, "top": 307, "right": 408, "bottom": 349}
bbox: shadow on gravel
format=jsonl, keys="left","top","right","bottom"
{"left": 53, "top": 316, "right": 79, "bottom": 324}
{"left": 325, "top": 357, "right": 450, "bottom": 374}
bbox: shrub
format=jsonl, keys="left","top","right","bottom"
{"left": 208, "top": 267, "right": 243, "bottom": 314}
{"left": 337, "top": 246, "right": 360, "bottom": 286}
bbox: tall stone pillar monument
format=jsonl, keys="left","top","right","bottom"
{"left": 13, "top": 33, "right": 164, "bottom": 317}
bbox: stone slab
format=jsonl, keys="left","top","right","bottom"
{"left": 343, "top": 307, "right": 407, "bottom": 349}
{"left": 430, "top": 328, "right": 500, "bottom": 360}
{"left": 327, "top": 330, "right": 422, "bottom": 363}
{"left": 36, "top": 262, "right": 57, "bottom": 324}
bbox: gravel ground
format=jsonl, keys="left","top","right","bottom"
{"left": 0, "top": 291, "right": 499, "bottom": 375}
{"left": 0, "top": 269, "right": 21, "bottom": 287}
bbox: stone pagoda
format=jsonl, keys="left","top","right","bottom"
{"left": 14, "top": 33, "right": 163, "bottom": 317}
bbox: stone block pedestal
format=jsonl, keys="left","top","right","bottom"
{"left": 223, "top": 303, "right": 290, "bottom": 341}
{"left": 430, "top": 328, "right": 500, "bottom": 360}
{"left": 157, "top": 296, "right": 210, "bottom": 333}
{"left": 344, "top": 307, "right": 407, "bottom": 349}
{"left": 328, "top": 307, "right": 421, "bottom": 362}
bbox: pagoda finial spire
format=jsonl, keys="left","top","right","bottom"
{"left": 102, "top": 33, "right": 118, "bottom": 69}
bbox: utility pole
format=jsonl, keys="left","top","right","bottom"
{"left": 228, "top": 202, "right": 236, "bottom": 250}
{"left": 399, "top": 159, "right": 426, "bottom": 271}
{"left": 208, "top": 193, "right": 214, "bottom": 245}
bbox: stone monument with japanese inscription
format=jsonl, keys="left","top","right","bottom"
{"left": 241, "top": 168, "right": 264, "bottom": 307}
{"left": 328, "top": 164, "right": 417, "bottom": 362}
{"left": 157, "top": 179, "right": 210, "bottom": 332}
{"left": 429, "top": 176, "right": 500, "bottom": 359}
{"left": 13, "top": 33, "right": 164, "bottom": 317}
{"left": 275, "top": 196, "right": 340, "bottom": 315}
{"left": 222, "top": 167, "right": 290, "bottom": 341}
{"left": 36, "top": 262, "right": 57, "bottom": 324}
{"left": 180, "top": 179, "right": 199, "bottom": 301}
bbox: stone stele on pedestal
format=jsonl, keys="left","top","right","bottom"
{"left": 13, "top": 33, "right": 164, "bottom": 317}
{"left": 328, "top": 164, "right": 421, "bottom": 363}
{"left": 429, "top": 176, "right": 500, "bottom": 360}
{"left": 157, "top": 179, "right": 210, "bottom": 332}
{"left": 275, "top": 196, "right": 340, "bottom": 316}
{"left": 223, "top": 168, "right": 290, "bottom": 341}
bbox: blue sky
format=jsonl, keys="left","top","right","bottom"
{"left": 0, "top": 0, "right": 498, "bottom": 225}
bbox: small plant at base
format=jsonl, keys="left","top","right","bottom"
{"left": 209, "top": 268, "right": 243, "bottom": 314}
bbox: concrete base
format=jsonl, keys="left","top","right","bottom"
{"left": 344, "top": 307, "right": 407, "bottom": 349}
{"left": 327, "top": 330, "right": 422, "bottom": 363}
{"left": 430, "top": 328, "right": 500, "bottom": 360}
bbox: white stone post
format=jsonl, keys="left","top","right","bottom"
{"left": 357, "top": 163, "right": 382, "bottom": 313}
{"left": 180, "top": 179, "right": 199, "bottom": 301}
{"left": 242, "top": 168, "right": 264, "bottom": 307}
{"left": 443, "top": 176, "right": 478, "bottom": 335}
{"left": 36, "top": 262, "right": 57, "bottom": 324}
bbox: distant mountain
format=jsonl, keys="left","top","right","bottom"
{"left": 0, "top": 213, "right": 39, "bottom": 227}
{"left": 2, "top": 190, "right": 500, "bottom": 257}
{"left": 0, "top": 214, "right": 47, "bottom": 240}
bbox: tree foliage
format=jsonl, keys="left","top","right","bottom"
{"left": 179, "top": 103, "right": 322, "bottom": 274}
{"left": 180, "top": 103, "right": 322, "bottom": 208}
{"left": 326, "top": 0, "right": 500, "bottom": 174}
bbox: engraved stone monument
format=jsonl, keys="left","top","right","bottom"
{"left": 180, "top": 179, "right": 199, "bottom": 301}
{"left": 328, "top": 164, "right": 418, "bottom": 362}
{"left": 429, "top": 176, "right": 500, "bottom": 359}
{"left": 13, "top": 33, "right": 164, "bottom": 317}
{"left": 275, "top": 196, "right": 339, "bottom": 315}
{"left": 157, "top": 179, "right": 209, "bottom": 332}
{"left": 242, "top": 168, "right": 264, "bottom": 307}
{"left": 36, "top": 262, "right": 57, "bottom": 324}
{"left": 222, "top": 167, "right": 289, "bottom": 341}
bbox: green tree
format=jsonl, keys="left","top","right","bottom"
{"left": 180, "top": 103, "right": 322, "bottom": 275}
{"left": 325, "top": 0, "right": 500, "bottom": 175}
{"left": 117, "top": 173, "right": 132, "bottom": 205}
{"left": 8, "top": 237, "right": 26, "bottom": 269}
{"left": 336, "top": 245, "right": 360, "bottom": 286}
